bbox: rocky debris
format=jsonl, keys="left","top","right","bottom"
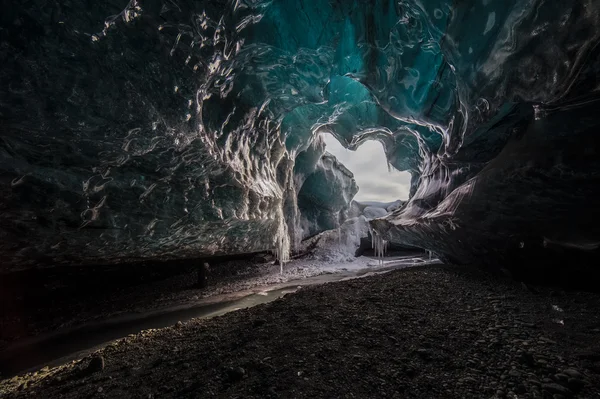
{"left": 542, "top": 382, "right": 573, "bottom": 396}
{"left": 225, "top": 367, "right": 246, "bottom": 383}
{"left": 86, "top": 355, "right": 104, "bottom": 374}
{"left": 1, "top": 265, "right": 599, "bottom": 398}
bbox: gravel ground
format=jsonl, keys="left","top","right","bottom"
{"left": 1, "top": 265, "right": 599, "bottom": 398}
{"left": 0, "top": 254, "right": 371, "bottom": 349}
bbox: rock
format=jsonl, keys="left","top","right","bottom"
{"left": 553, "top": 373, "right": 568, "bottom": 382}
{"left": 508, "top": 370, "right": 521, "bottom": 378}
{"left": 562, "top": 369, "right": 582, "bottom": 379}
{"left": 175, "top": 321, "right": 184, "bottom": 329}
{"left": 87, "top": 355, "right": 105, "bottom": 373}
{"left": 253, "top": 318, "right": 266, "bottom": 327}
{"left": 225, "top": 367, "right": 246, "bottom": 382}
{"left": 541, "top": 383, "right": 573, "bottom": 397}
{"left": 97, "top": 387, "right": 103, "bottom": 393}
{"left": 566, "top": 378, "right": 585, "bottom": 392}
{"left": 519, "top": 351, "right": 535, "bottom": 367}
{"left": 416, "top": 348, "right": 432, "bottom": 360}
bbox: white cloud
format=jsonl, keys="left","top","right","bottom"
{"left": 322, "top": 134, "right": 412, "bottom": 202}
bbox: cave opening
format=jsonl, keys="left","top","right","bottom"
{"left": 321, "top": 133, "right": 412, "bottom": 203}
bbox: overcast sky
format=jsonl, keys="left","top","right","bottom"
{"left": 322, "top": 134, "right": 412, "bottom": 202}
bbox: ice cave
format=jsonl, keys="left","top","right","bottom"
{"left": 2, "top": 0, "right": 600, "bottom": 396}
{"left": 3, "top": 0, "right": 599, "bottom": 284}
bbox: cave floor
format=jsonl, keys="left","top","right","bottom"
{"left": 2, "top": 265, "right": 600, "bottom": 398}
{"left": 0, "top": 255, "right": 371, "bottom": 351}
{"left": 0, "top": 252, "right": 428, "bottom": 353}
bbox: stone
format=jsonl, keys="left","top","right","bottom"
{"left": 87, "top": 355, "right": 105, "bottom": 373}
{"left": 541, "top": 383, "right": 573, "bottom": 397}
{"left": 508, "top": 370, "right": 521, "bottom": 378}
{"left": 416, "top": 348, "right": 432, "bottom": 360}
{"left": 562, "top": 369, "right": 582, "bottom": 379}
{"left": 566, "top": 378, "right": 585, "bottom": 392}
{"left": 226, "top": 367, "right": 246, "bottom": 382}
{"left": 553, "top": 373, "right": 568, "bottom": 382}
{"left": 519, "top": 352, "right": 535, "bottom": 367}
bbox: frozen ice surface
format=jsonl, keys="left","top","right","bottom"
{"left": 1, "top": 1, "right": 600, "bottom": 283}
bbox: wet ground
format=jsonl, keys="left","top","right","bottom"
{"left": 2, "top": 264, "right": 599, "bottom": 398}
{"left": 0, "top": 253, "right": 433, "bottom": 376}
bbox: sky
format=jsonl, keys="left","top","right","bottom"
{"left": 322, "top": 134, "right": 412, "bottom": 202}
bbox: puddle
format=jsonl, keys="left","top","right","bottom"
{"left": 0, "top": 255, "right": 440, "bottom": 377}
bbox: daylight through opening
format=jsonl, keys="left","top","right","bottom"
{"left": 321, "top": 133, "right": 412, "bottom": 203}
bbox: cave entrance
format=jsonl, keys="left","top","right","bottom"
{"left": 322, "top": 133, "right": 411, "bottom": 203}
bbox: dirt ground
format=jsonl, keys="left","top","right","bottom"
{"left": 0, "top": 254, "right": 280, "bottom": 350}
{"left": 1, "top": 265, "right": 600, "bottom": 398}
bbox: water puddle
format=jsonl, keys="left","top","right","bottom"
{"left": 0, "top": 255, "right": 439, "bottom": 377}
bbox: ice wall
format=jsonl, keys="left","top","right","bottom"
{"left": 1, "top": 0, "right": 600, "bottom": 276}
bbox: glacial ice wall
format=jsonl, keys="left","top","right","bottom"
{"left": 1, "top": 0, "right": 600, "bottom": 275}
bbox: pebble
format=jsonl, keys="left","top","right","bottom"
{"left": 542, "top": 383, "right": 573, "bottom": 396}
{"left": 416, "top": 348, "right": 432, "bottom": 360}
{"left": 567, "top": 378, "right": 585, "bottom": 392}
{"left": 553, "top": 373, "right": 568, "bottom": 382}
{"left": 87, "top": 355, "right": 105, "bottom": 373}
{"left": 508, "top": 370, "right": 520, "bottom": 378}
{"left": 562, "top": 369, "right": 582, "bottom": 379}
{"left": 226, "top": 367, "right": 246, "bottom": 382}
{"left": 519, "top": 352, "right": 535, "bottom": 367}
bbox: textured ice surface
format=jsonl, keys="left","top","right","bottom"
{"left": 1, "top": 1, "right": 600, "bottom": 275}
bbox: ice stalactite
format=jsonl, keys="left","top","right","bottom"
{"left": 273, "top": 207, "right": 291, "bottom": 274}
{"left": 370, "top": 225, "right": 388, "bottom": 265}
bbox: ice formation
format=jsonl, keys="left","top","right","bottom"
{"left": 1, "top": 0, "right": 600, "bottom": 282}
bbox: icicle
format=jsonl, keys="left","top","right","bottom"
{"left": 272, "top": 206, "right": 290, "bottom": 275}
{"left": 274, "top": 235, "right": 289, "bottom": 274}
{"left": 372, "top": 231, "right": 387, "bottom": 265}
